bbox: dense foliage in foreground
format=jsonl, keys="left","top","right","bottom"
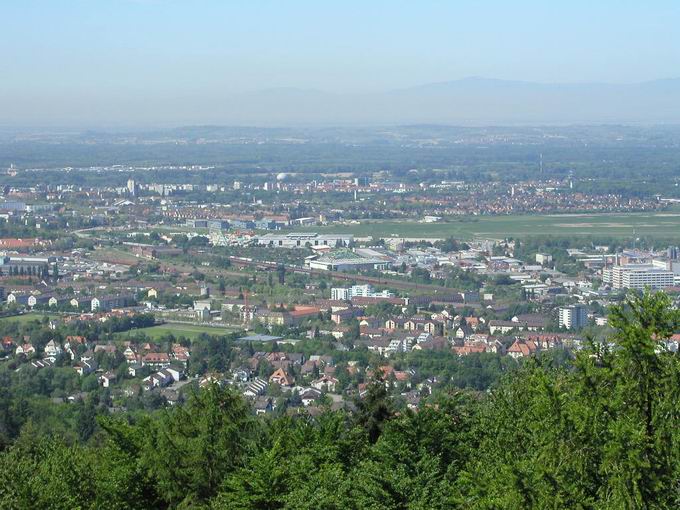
{"left": 1, "top": 291, "right": 679, "bottom": 509}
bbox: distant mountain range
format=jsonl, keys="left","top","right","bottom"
{"left": 209, "top": 77, "right": 680, "bottom": 125}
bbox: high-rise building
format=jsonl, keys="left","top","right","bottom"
{"left": 331, "top": 288, "right": 351, "bottom": 301}
{"left": 535, "top": 253, "right": 553, "bottom": 265}
{"left": 558, "top": 305, "right": 588, "bottom": 330}
{"left": 127, "top": 178, "right": 137, "bottom": 197}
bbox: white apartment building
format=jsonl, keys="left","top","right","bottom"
{"left": 558, "top": 305, "right": 588, "bottom": 330}
{"left": 331, "top": 284, "right": 393, "bottom": 301}
{"left": 348, "top": 284, "right": 392, "bottom": 298}
{"left": 330, "top": 287, "right": 351, "bottom": 300}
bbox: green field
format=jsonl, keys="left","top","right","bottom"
{"left": 297, "top": 212, "right": 680, "bottom": 240}
{"left": 116, "top": 322, "right": 242, "bottom": 340}
{"left": 0, "top": 313, "right": 60, "bottom": 324}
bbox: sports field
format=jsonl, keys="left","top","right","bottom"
{"left": 116, "top": 322, "right": 242, "bottom": 340}
{"left": 300, "top": 212, "right": 680, "bottom": 240}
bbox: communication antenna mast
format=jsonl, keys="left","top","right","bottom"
{"left": 632, "top": 228, "right": 636, "bottom": 250}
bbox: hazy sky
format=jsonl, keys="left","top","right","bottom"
{"left": 2, "top": 0, "right": 680, "bottom": 126}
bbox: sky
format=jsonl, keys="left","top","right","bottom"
{"left": 1, "top": 0, "right": 680, "bottom": 126}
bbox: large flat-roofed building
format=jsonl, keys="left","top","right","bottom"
{"left": 0, "top": 201, "right": 27, "bottom": 212}
{"left": 256, "top": 232, "right": 353, "bottom": 249}
{"left": 185, "top": 219, "right": 208, "bottom": 228}
{"left": 606, "top": 264, "right": 675, "bottom": 290}
{"left": 652, "top": 258, "right": 680, "bottom": 276}
{"left": 309, "top": 249, "right": 391, "bottom": 272}
{"left": 0, "top": 256, "right": 55, "bottom": 277}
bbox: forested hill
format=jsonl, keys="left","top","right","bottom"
{"left": 1, "top": 291, "right": 679, "bottom": 509}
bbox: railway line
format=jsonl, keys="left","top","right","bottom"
{"left": 226, "top": 256, "right": 458, "bottom": 294}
